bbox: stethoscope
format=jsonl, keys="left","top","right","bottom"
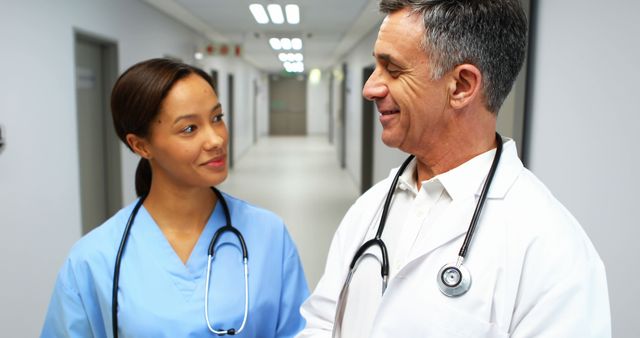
{"left": 111, "top": 187, "right": 249, "bottom": 337}
{"left": 332, "top": 133, "right": 503, "bottom": 337}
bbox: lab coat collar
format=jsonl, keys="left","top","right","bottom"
{"left": 393, "top": 139, "right": 522, "bottom": 200}
{"left": 437, "top": 138, "right": 521, "bottom": 201}
{"left": 398, "top": 138, "right": 524, "bottom": 266}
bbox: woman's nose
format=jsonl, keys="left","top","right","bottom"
{"left": 203, "top": 125, "right": 225, "bottom": 150}
{"left": 362, "top": 69, "right": 388, "bottom": 101}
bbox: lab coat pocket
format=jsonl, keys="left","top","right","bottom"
{"left": 374, "top": 274, "right": 508, "bottom": 338}
{"left": 431, "top": 303, "right": 508, "bottom": 338}
{"left": 375, "top": 299, "right": 508, "bottom": 338}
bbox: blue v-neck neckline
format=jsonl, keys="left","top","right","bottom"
{"left": 133, "top": 202, "right": 224, "bottom": 299}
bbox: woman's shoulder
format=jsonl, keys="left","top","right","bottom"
{"left": 67, "top": 200, "right": 140, "bottom": 264}
{"left": 219, "top": 192, "right": 287, "bottom": 233}
{"left": 221, "top": 192, "right": 281, "bottom": 219}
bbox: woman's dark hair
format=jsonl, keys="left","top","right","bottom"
{"left": 110, "top": 58, "right": 215, "bottom": 197}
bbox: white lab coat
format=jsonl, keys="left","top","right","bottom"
{"left": 298, "top": 140, "right": 611, "bottom": 337}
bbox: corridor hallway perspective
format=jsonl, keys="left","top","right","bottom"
{"left": 219, "top": 136, "right": 360, "bottom": 288}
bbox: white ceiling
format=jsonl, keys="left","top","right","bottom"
{"left": 142, "top": 0, "right": 384, "bottom": 73}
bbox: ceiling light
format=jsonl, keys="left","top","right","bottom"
{"left": 294, "top": 53, "right": 303, "bottom": 62}
{"left": 291, "top": 38, "right": 302, "bottom": 50}
{"left": 309, "top": 69, "right": 322, "bottom": 84}
{"left": 286, "top": 61, "right": 304, "bottom": 73}
{"left": 249, "top": 4, "right": 269, "bottom": 24}
{"left": 281, "top": 38, "right": 292, "bottom": 50}
{"left": 278, "top": 53, "right": 287, "bottom": 62}
{"left": 269, "top": 38, "right": 282, "bottom": 50}
{"left": 194, "top": 52, "right": 204, "bottom": 60}
{"left": 284, "top": 61, "right": 304, "bottom": 73}
{"left": 267, "top": 4, "right": 284, "bottom": 24}
{"left": 285, "top": 4, "right": 300, "bottom": 24}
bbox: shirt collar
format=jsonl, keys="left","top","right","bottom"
{"left": 393, "top": 138, "right": 522, "bottom": 201}
{"left": 396, "top": 157, "right": 419, "bottom": 195}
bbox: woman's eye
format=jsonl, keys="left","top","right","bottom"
{"left": 212, "top": 113, "right": 225, "bottom": 123}
{"left": 182, "top": 125, "right": 197, "bottom": 134}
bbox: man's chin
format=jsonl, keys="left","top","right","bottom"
{"left": 381, "top": 134, "right": 402, "bottom": 150}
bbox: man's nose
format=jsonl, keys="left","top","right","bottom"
{"left": 362, "top": 68, "right": 388, "bottom": 101}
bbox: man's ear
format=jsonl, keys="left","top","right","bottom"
{"left": 447, "top": 64, "right": 483, "bottom": 110}
{"left": 126, "top": 133, "right": 152, "bottom": 159}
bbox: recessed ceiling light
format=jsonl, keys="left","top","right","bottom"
{"left": 284, "top": 61, "right": 304, "bottom": 73}
{"left": 285, "top": 5, "right": 300, "bottom": 24}
{"left": 291, "top": 38, "right": 302, "bottom": 50}
{"left": 267, "top": 4, "right": 285, "bottom": 24}
{"left": 269, "top": 38, "right": 282, "bottom": 50}
{"left": 281, "top": 38, "right": 292, "bottom": 50}
{"left": 249, "top": 4, "right": 269, "bottom": 24}
{"left": 309, "top": 69, "right": 322, "bottom": 84}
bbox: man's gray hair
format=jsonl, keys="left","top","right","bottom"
{"left": 379, "top": 0, "right": 527, "bottom": 113}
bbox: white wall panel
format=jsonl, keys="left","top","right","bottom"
{"left": 528, "top": 1, "right": 639, "bottom": 336}
{"left": 0, "top": 1, "right": 261, "bottom": 335}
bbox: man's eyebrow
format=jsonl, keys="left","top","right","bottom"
{"left": 373, "top": 52, "right": 393, "bottom": 63}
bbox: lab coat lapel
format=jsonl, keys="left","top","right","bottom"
{"left": 401, "top": 140, "right": 523, "bottom": 269}
{"left": 404, "top": 196, "right": 477, "bottom": 264}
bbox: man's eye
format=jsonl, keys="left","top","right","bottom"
{"left": 212, "top": 114, "right": 225, "bottom": 123}
{"left": 387, "top": 67, "right": 401, "bottom": 77}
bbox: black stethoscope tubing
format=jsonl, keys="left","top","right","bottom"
{"left": 346, "top": 133, "right": 503, "bottom": 292}
{"left": 111, "top": 187, "right": 247, "bottom": 338}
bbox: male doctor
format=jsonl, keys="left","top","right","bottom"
{"left": 297, "top": 0, "right": 611, "bottom": 337}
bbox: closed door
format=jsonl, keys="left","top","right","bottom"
{"left": 75, "top": 35, "right": 120, "bottom": 234}
{"left": 269, "top": 75, "right": 307, "bottom": 135}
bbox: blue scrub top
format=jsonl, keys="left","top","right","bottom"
{"left": 41, "top": 192, "right": 309, "bottom": 338}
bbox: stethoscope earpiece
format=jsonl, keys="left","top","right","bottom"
{"left": 437, "top": 261, "right": 471, "bottom": 297}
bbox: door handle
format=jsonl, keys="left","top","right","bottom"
{"left": 0, "top": 125, "right": 5, "bottom": 153}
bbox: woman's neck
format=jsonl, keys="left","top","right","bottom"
{"left": 142, "top": 181, "right": 217, "bottom": 264}
{"left": 143, "top": 181, "right": 216, "bottom": 235}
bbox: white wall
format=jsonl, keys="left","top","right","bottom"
{"left": 196, "top": 57, "right": 269, "bottom": 165}
{"left": 342, "top": 28, "right": 378, "bottom": 185}
{"left": 0, "top": 1, "right": 260, "bottom": 336}
{"left": 307, "top": 72, "right": 330, "bottom": 135}
{"left": 331, "top": 26, "right": 409, "bottom": 186}
{"left": 528, "top": 1, "right": 639, "bottom": 337}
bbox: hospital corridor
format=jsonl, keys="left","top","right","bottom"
{"left": 218, "top": 136, "right": 360, "bottom": 289}
{"left": 0, "top": 0, "right": 639, "bottom": 337}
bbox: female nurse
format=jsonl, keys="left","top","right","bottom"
{"left": 41, "top": 58, "right": 309, "bottom": 337}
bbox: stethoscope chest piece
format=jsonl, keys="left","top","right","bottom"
{"left": 437, "top": 262, "right": 471, "bottom": 297}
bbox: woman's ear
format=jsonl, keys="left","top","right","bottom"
{"left": 126, "top": 133, "right": 152, "bottom": 159}
{"left": 447, "top": 64, "right": 483, "bottom": 110}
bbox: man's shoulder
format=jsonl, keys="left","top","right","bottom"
{"left": 502, "top": 169, "right": 600, "bottom": 259}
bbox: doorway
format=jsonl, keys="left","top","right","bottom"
{"left": 338, "top": 63, "right": 348, "bottom": 168}
{"left": 227, "top": 74, "right": 235, "bottom": 169}
{"left": 268, "top": 75, "right": 307, "bottom": 135}
{"left": 74, "top": 31, "right": 121, "bottom": 234}
{"left": 361, "top": 66, "right": 375, "bottom": 193}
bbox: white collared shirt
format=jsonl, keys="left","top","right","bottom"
{"left": 298, "top": 139, "right": 611, "bottom": 338}
{"left": 339, "top": 145, "right": 499, "bottom": 337}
